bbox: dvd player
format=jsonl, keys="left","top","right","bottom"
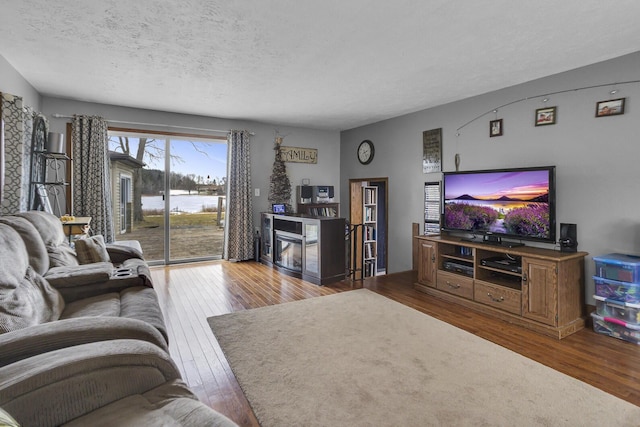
{"left": 443, "top": 261, "right": 474, "bottom": 277}
{"left": 481, "top": 256, "right": 522, "bottom": 274}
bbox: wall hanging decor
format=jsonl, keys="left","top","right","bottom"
{"left": 357, "top": 139, "right": 375, "bottom": 165}
{"left": 280, "top": 146, "right": 318, "bottom": 164}
{"left": 422, "top": 128, "right": 442, "bottom": 173}
{"left": 595, "top": 98, "right": 625, "bottom": 117}
{"left": 535, "top": 106, "right": 557, "bottom": 126}
{"left": 489, "top": 119, "right": 503, "bottom": 137}
{"left": 455, "top": 79, "right": 638, "bottom": 137}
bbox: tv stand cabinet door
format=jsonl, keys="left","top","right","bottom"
{"left": 522, "top": 258, "right": 558, "bottom": 326}
{"left": 417, "top": 240, "right": 437, "bottom": 288}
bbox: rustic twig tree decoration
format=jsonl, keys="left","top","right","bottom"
{"left": 268, "top": 134, "right": 292, "bottom": 212}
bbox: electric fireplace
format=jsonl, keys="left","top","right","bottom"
{"left": 275, "top": 231, "right": 303, "bottom": 272}
{"left": 273, "top": 216, "right": 304, "bottom": 272}
{"left": 260, "top": 213, "right": 346, "bottom": 285}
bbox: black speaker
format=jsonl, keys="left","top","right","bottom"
{"left": 560, "top": 223, "right": 578, "bottom": 253}
{"left": 328, "top": 186, "right": 334, "bottom": 198}
{"left": 300, "top": 185, "right": 312, "bottom": 199}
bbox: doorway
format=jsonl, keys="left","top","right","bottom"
{"left": 349, "top": 177, "right": 388, "bottom": 279}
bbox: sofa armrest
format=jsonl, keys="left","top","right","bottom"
{"left": 106, "top": 241, "right": 144, "bottom": 264}
{"left": 45, "top": 262, "right": 113, "bottom": 288}
{"left": 0, "top": 317, "right": 168, "bottom": 367}
{"left": 0, "top": 339, "right": 180, "bottom": 427}
{"left": 46, "top": 262, "right": 152, "bottom": 302}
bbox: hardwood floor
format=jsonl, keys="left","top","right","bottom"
{"left": 151, "top": 261, "right": 640, "bottom": 425}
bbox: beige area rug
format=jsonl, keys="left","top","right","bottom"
{"left": 208, "top": 289, "right": 640, "bottom": 426}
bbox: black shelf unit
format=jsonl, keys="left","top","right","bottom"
{"left": 424, "top": 181, "right": 441, "bottom": 235}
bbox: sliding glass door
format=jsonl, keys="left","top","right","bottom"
{"left": 108, "top": 131, "right": 227, "bottom": 264}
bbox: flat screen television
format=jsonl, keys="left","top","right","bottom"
{"left": 272, "top": 203, "right": 286, "bottom": 214}
{"left": 441, "top": 166, "right": 556, "bottom": 245}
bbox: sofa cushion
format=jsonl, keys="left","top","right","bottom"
{"left": 0, "top": 224, "right": 64, "bottom": 334}
{"left": 59, "top": 287, "right": 167, "bottom": 342}
{"left": 0, "top": 216, "right": 50, "bottom": 275}
{"left": 61, "top": 380, "right": 238, "bottom": 427}
{"left": 16, "top": 211, "right": 79, "bottom": 268}
{"left": 75, "top": 235, "right": 110, "bottom": 264}
{"left": 119, "top": 287, "right": 166, "bottom": 340}
{"left": 61, "top": 293, "right": 121, "bottom": 318}
{"left": 48, "top": 245, "right": 80, "bottom": 268}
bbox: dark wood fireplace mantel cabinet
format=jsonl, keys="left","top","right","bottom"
{"left": 414, "top": 235, "right": 588, "bottom": 339}
{"left": 261, "top": 213, "right": 346, "bottom": 285}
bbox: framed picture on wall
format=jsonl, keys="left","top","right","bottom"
{"left": 535, "top": 107, "right": 557, "bottom": 126}
{"left": 489, "top": 119, "right": 503, "bottom": 137}
{"left": 596, "top": 98, "right": 625, "bottom": 117}
{"left": 422, "top": 128, "right": 442, "bottom": 173}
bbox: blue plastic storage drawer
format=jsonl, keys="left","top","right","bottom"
{"left": 593, "top": 276, "right": 640, "bottom": 304}
{"left": 591, "top": 313, "right": 640, "bottom": 344}
{"left": 594, "top": 295, "right": 640, "bottom": 325}
{"left": 594, "top": 253, "right": 640, "bottom": 283}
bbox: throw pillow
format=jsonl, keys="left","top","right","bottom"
{"left": 75, "top": 235, "right": 111, "bottom": 264}
{"left": 48, "top": 244, "right": 80, "bottom": 268}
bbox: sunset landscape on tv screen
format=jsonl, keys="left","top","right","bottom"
{"left": 443, "top": 170, "right": 551, "bottom": 239}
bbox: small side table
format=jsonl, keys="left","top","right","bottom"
{"left": 61, "top": 216, "right": 92, "bottom": 244}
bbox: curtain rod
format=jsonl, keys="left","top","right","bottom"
{"left": 51, "top": 114, "right": 255, "bottom": 135}
{"left": 455, "top": 79, "right": 640, "bottom": 134}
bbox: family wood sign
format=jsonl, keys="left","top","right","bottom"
{"left": 280, "top": 146, "right": 318, "bottom": 164}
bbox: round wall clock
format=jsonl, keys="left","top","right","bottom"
{"left": 357, "top": 140, "right": 374, "bottom": 165}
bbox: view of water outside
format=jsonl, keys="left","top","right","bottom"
{"left": 142, "top": 191, "right": 222, "bottom": 213}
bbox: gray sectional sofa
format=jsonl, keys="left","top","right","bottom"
{"left": 0, "top": 211, "right": 238, "bottom": 426}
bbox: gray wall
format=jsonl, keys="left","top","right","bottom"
{"left": 340, "top": 51, "right": 640, "bottom": 303}
{"left": 0, "top": 55, "right": 41, "bottom": 109}
{"left": 0, "top": 52, "right": 341, "bottom": 234}
{"left": 42, "top": 97, "right": 341, "bottom": 233}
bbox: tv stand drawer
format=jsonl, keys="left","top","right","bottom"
{"left": 474, "top": 280, "right": 522, "bottom": 315}
{"left": 436, "top": 271, "right": 473, "bottom": 299}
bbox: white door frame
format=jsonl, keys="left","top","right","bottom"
{"left": 120, "top": 174, "right": 132, "bottom": 234}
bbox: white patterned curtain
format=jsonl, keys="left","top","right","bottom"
{"left": 224, "top": 130, "right": 254, "bottom": 261}
{"left": 71, "top": 115, "right": 114, "bottom": 242}
{"left": 0, "top": 92, "right": 37, "bottom": 214}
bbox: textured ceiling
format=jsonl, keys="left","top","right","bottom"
{"left": 1, "top": 1, "right": 640, "bottom": 130}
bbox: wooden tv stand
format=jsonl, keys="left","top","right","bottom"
{"left": 414, "top": 235, "right": 587, "bottom": 339}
